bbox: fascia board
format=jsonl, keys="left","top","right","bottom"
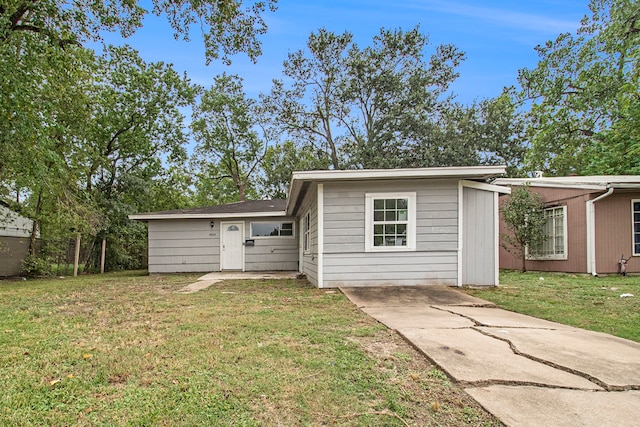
{"left": 129, "top": 211, "right": 287, "bottom": 221}
{"left": 291, "top": 165, "right": 506, "bottom": 182}
{"left": 493, "top": 180, "right": 607, "bottom": 191}
{"left": 461, "top": 179, "right": 511, "bottom": 194}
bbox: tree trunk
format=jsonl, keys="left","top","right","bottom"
{"left": 521, "top": 247, "right": 527, "bottom": 273}
{"left": 237, "top": 181, "right": 246, "bottom": 201}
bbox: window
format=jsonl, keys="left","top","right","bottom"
{"left": 633, "top": 200, "right": 640, "bottom": 256}
{"left": 365, "top": 192, "right": 416, "bottom": 252}
{"left": 251, "top": 222, "right": 294, "bottom": 238}
{"left": 303, "top": 212, "right": 311, "bottom": 253}
{"left": 529, "top": 206, "right": 567, "bottom": 259}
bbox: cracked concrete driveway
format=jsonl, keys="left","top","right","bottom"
{"left": 341, "top": 286, "right": 640, "bottom": 427}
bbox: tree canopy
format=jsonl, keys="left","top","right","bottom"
{"left": 0, "top": 0, "right": 277, "bottom": 63}
{"left": 3, "top": 0, "right": 639, "bottom": 274}
{"left": 262, "top": 26, "right": 521, "bottom": 171}
{"left": 517, "top": 0, "right": 639, "bottom": 175}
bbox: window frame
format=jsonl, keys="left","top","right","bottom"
{"left": 364, "top": 192, "right": 417, "bottom": 252}
{"left": 633, "top": 199, "right": 640, "bottom": 256}
{"left": 303, "top": 211, "right": 311, "bottom": 253}
{"left": 250, "top": 221, "right": 295, "bottom": 239}
{"left": 528, "top": 205, "right": 568, "bottom": 260}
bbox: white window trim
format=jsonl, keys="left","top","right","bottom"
{"left": 250, "top": 221, "right": 295, "bottom": 239}
{"left": 632, "top": 199, "right": 640, "bottom": 256}
{"left": 528, "top": 205, "right": 568, "bottom": 260}
{"left": 365, "top": 192, "right": 416, "bottom": 252}
{"left": 303, "top": 211, "right": 311, "bottom": 254}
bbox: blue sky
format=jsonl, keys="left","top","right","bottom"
{"left": 105, "top": 0, "right": 590, "bottom": 103}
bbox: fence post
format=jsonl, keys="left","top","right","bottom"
{"left": 73, "top": 233, "right": 81, "bottom": 277}
{"left": 100, "top": 239, "right": 106, "bottom": 273}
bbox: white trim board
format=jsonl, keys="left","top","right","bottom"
{"left": 129, "top": 211, "right": 287, "bottom": 221}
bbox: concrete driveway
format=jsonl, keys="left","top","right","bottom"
{"left": 341, "top": 286, "right": 640, "bottom": 427}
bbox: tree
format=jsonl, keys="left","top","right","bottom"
{"left": 262, "top": 29, "right": 352, "bottom": 169}
{"left": 409, "top": 92, "right": 526, "bottom": 175}
{"left": 0, "top": 41, "right": 97, "bottom": 255}
{"left": 500, "top": 186, "right": 547, "bottom": 273}
{"left": 79, "top": 45, "right": 197, "bottom": 271}
{"left": 0, "top": 0, "right": 277, "bottom": 63}
{"left": 517, "top": 0, "right": 639, "bottom": 175}
{"left": 263, "top": 26, "right": 466, "bottom": 170}
{"left": 258, "top": 141, "right": 330, "bottom": 199}
{"left": 192, "top": 74, "right": 270, "bottom": 202}
{"left": 0, "top": 0, "right": 278, "bottom": 272}
{"left": 341, "top": 27, "right": 464, "bottom": 169}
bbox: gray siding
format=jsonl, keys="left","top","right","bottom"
{"left": 147, "top": 216, "right": 299, "bottom": 273}
{"left": 244, "top": 218, "right": 298, "bottom": 271}
{"left": 322, "top": 180, "right": 459, "bottom": 287}
{"left": 462, "top": 187, "right": 496, "bottom": 286}
{"left": 299, "top": 185, "right": 319, "bottom": 286}
{"left": 148, "top": 219, "right": 219, "bottom": 273}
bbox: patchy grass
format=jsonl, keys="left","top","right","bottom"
{"left": 0, "top": 272, "right": 500, "bottom": 426}
{"left": 465, "top": 271, "right": 640, "bottom": 342}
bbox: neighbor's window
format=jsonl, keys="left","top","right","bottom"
{"left": 365, "top": 192, "right": 416, "bottom": 252}
{"left": 633, "top": 200, "right": 640, "bottom": 256}
{"left": 251, "top": 222, "right": 294, "bottom": 237}
{"left": 303, "top": 211, "right": 311, "bottom": 253}
{"left": 530, "top": 206, "right": 567, "bottom": 259}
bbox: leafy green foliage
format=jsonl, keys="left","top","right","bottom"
{"left": 258, "top": 141, "right": 330, "bottom": 199}
{"left": 191, "top": 74, "right": 270, "bottom": 202}
{"left": 500, "top": 186, "right": 546, "bottom": 272}
{"left": 0, "top": 1, "right": 276, "bottom": 64}
{"left": 263, "top": 26, "right": 520, "bottom": 171}
{"left": 517, "top": 0, "right": 640, "bottom": 175}
{"left": 262, "top": 28, "right": 353, "bottom": 169}
{"left": 20, "top": 254, "right": 51, "bottom": 277}
{"left": 341, "top": 27, "right": 465, "bottom": 169}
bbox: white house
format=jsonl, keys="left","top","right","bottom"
{"left": 130, "top": 166, "right": 510, "bottom": 287}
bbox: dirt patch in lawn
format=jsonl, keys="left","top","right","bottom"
{"left": 351, "top": 329, "right": 502, "bottom": 426}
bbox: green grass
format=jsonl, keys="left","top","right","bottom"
{"left": 0, "top": 272, "right": 499, "bottom": 426}
{"left": 465, "top": 271, "right": 640, "bottom": 342}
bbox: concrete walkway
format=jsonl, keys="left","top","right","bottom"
{"left": 176, "top": 271, "right": 299, "bottom": 293}
{"left": 341, "top": 286, "right": 640, "bottom": 427}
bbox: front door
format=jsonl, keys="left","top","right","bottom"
{"left": 221, "top": 222, "right": 244, "bottom": 270}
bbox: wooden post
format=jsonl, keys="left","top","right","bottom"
{"left": 73, "top": 233, "right": 81, "bottom": 277}
{"left": 100, "top": 239, "right": 106, "bottom": 273}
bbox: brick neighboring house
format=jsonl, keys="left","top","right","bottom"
{"left": 494, "top": 176, "right": 640, "bottom": 275}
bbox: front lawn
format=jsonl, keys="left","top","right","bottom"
{"left": 0, "top": 272, "right": 499, "bottom": 426}
{"left": 465, "top": 271, "right": 640, "bottom": 343}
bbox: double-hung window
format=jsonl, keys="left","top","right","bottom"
{"left": 633, "top": 200, "right": 640, "bottom": 256}
{"left": 529, "top": 206, "right": 567, "bottom": 259}
{"left": 365, "top": 192, "right": 416, "bottom": 252}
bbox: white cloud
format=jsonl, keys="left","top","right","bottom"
{"left": 398, "top": 0, "right": 582, "bottom": 34}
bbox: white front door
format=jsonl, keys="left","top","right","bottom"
{"left": 221, "top": 221, "right": 244, "bottom": 271}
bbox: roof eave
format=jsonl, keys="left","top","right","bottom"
{"left": 290, "top": 165, "right": 506, "bottom": 183}
{"left": 286, "top": 166, "right": 507, "bottom": 215}
{"left": 129, "top": 211, "right": 288, "bottom": 221}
